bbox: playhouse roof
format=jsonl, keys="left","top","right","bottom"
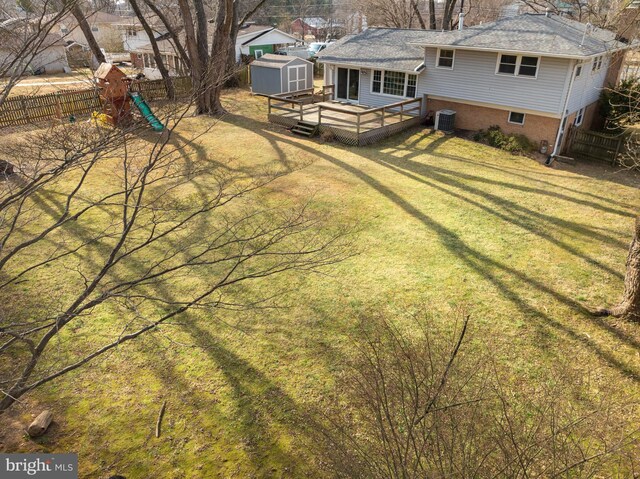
{"left": 95, "top": 63, "right": 126, "bottom": 79}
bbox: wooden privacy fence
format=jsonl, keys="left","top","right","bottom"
{"left": 564, "top": 125, "right": 627, "bottom": 164}
{"left": 0, "top": 76, "right": 192, "bottom": 128}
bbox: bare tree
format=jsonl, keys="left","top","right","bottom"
{"left": 0, "top": 97, "right": 351, "bottom": 413}
{"left": 315, "top": 309, "right": 640, "bottom": 477}
{"left": 129, "top": 0, "right": 175, "bottom": 98}
{"left": 65, "top": 0, "right": 107, "bottom": 64}
{"left": 0, "top": 1, "right": 78, "bottom": 105}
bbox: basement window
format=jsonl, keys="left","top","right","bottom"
{"left": 575, "top": 107, "right": 584, "bottom": 126}
{"left": 508, "top": 111, "right": 526, "bottom": 125}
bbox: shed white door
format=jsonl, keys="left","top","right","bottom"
{"left": 288, "top": 64, "right": 307, "bottom": 92}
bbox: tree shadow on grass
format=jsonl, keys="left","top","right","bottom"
{"left": 221, "top": 115, "right": 640, "bottom": 381}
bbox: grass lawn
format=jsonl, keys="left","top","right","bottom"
{"left": 1, "top": 89, "right": 639, "bottom": 478}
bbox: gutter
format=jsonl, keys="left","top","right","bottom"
{"left": 545, "top": 60, "right": 578, "bottom": 166}
{"left": 406, "top": 42, "right": 634, "bottom": 60}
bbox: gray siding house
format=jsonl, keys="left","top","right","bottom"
{"left": 250, "top": 54, "right": 313, "bottom": 95}
{"left": 317, "top": 14, "right": 634, "bottom": 156}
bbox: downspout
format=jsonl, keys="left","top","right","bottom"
{"left": 545, "top": 60, "right": 578, "bottom": 166}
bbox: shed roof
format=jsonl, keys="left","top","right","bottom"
{"left": 251, "top": 53, "right": 310, "bottom": 69}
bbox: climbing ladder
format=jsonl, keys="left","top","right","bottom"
{"left": 291, "top": 120, "right": 318, "bottom": 138}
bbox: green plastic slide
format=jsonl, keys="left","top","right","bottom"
{"left": 129, "top": 92, "right": 164, "bottom": 132}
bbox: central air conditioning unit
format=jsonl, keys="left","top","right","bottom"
{"left": 435, "top": 109, "right": 456, "bottom": 133}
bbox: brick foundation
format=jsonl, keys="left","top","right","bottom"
{"left": 426, "top": 98, "right": 560, "bottom": 148}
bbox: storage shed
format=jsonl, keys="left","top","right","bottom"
{"left": 250, "top": 54, "right": 313, "bottom": 95}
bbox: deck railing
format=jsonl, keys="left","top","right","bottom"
{"left": 263, "top": 88, "right": 422, "bottom": 133}
{"left": 263, "top": 85, "right": 335, "bottom": 120}
{"left": 317, "top": 97, "right": 423, "bottom": 134}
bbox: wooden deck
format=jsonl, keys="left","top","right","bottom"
{"left": 262, "top": 86, "right": 425, "bottom": 146}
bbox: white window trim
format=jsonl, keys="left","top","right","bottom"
{"left": 436, "top": 48, "right": 455, "bottom": 70}
{"left": 254, "top": 49, "right": 264, "bottom": 58}
{"left": 591, "top": 55, "right": 604, "bottom": 74}
{"left": 370, "top": 69, "right": 418, "bottom": 99}
{"left": 508, "top": 111, "right": 526, "bottom": 125}
{"left": 495, "top": 53, "right": 540, "bottom": 79}
{"left": 574, "top": 107, "right": 585, "bottom": 126}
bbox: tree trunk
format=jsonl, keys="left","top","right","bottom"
{"left": 428, "top": 0, "right": 436, "bottom": 29}
{"left": 411, "top": 0, "right": 427, "bottom": 29}
{"left": 141, "top": 0, "right": 191, "bottom": 69}
{"left": 596, "top": 216, "right": 640, "bottom": 321}
{"left": 129, "top": 0, "right": 175, "bottom": 99}
{"left": 70, "top": 4, "right": 106, "bottom": 65}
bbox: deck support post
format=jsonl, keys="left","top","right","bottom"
{"left": 381, "top": 107, "right": 385, "bottom": 127}
{"left": 299, "top": 102, "right": 304, "bottom": 121}
{"left": 268, "top": 97, "right": 271, "bottom": 116}
{"left": 318, "top": 105, "right": 322, "bottom": 125}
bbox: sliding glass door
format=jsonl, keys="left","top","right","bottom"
{"left": 336, "top": 67, "right": 359, "bottom": 102}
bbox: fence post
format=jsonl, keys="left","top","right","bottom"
{"left": 381, "top": 107, "right": 385, "bottom": 127}
{"left": 613, "top": 135, "right": 623, "bottom": 166}
{"left": 357, "top": 112, "right": 361, "bottom": 135}
{"left": 55, "top": 93, "right": 62, "bottom": 119}
{"left": 268, "top": 97, "right": 271, "bottom": 116}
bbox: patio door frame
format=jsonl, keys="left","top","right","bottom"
{"left": 336, "top": 67, "right": 360, "bottom": 103}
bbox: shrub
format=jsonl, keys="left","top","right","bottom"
{"left": 600, "top": 77, "right": 640, "bottom": 132}
{"left": 473, "top": 125, "right": 535, "bottom": 154}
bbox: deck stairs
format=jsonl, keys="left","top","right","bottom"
{"left": 291, "top": 120, "right": 319, "bottom": 138}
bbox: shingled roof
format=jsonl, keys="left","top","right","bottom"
{"left": 409, "top": 14, "right": 632, "bottom": 58}
{"left": 316, "top": 13, "right": 634, "bottom": 70}
{"left": 315, "top": 29, "right": 427, "bottom": 72}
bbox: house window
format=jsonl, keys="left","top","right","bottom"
{"left": 518, "top": 56, "right": 539, "bottom": 77}
{"left": 91, "top": 26, "right": 99, "bottom": 32}
{"left": 437, "top": 49, "right": 455, "bottom": 69}
{"left": 497, "top": 54, "right": 540, "bottom": 77}
{"left": 372, "top": 70, "right": 418, "bottom": 98}
{"left": 576, "top": 64, "right": 582, "bottom": 77}
{"left": 406, "top": 74, "right": 417, "bottom": 98}
{"left": 498, "top": 54, "right": 518, "bottom": 74}
{"left": 592, "top": 55, "right": 603, "bottom": 72}
{"left": 61, "top": 27, "right": 69, "bottom": 34}
{"left": 383, "top": 70, "right": 406, "bottom": 96}
{"left": 508, "top": 111, "right": 525, "bottom": 125}
{"left": 575, "top": 107, "right": 585, "bottom": 126}
{"left": 372, "top": 70, "right": 381, "bottom": 93}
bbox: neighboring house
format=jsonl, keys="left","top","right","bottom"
{"left": 132, "top": 24, "right": 299, "bottom": 79}
{"left": 132, "top": 36, "right": 187, "bottom": 79}
{"left": 235, "top": 23, "right": 300, "bottom": 60}
{"left": 316, "top": 13, "right": 636, "bottom": 155}
{"left": 0, "top": 21, "right": 69, "bottom": 75}
{"left": 291, "top": 17, "right": 345, "bottom": 40}
{"left": 53, "top": 11, "right": 131, "bottom": 52}
{"left": 116, "top": 17, "right": 159, "bottom": 52}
